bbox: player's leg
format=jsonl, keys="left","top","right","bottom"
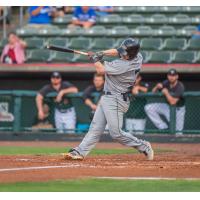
{"left": 63, "top": 107, "right": 76, "bottom": 133}
{"left": 54, "top": 109, "right": 64, "bottom": 133}
{"left": 101, "top": 95, "right": 153, "bottom": 160}
{"left": 176, "top": 106, "right": 186, "bottom": 134}
{"left": 63, "top": 102, "right": 107, "bottom": 159}
{"left": 145, "top": 103, "right": 169, "bottom": 129}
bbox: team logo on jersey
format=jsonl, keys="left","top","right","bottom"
{"left": 0, "top": 102, "right": 14, "bottom": 122}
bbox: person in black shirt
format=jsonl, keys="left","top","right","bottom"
{"left": 36, "top": 72, "right": 78, "bottom": 133}
{"left": 145, "top": 69, "right": 185, "bottom": 135}
{"left": 82, "top": 73, "right": 104, "bottom": 112}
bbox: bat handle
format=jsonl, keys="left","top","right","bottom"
{"left": 74, "top": 50, "right": 89, "bottom": 56}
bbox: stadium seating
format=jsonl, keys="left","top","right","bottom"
{"left": 25, "top": 38, "right": 45, "bottom": 49}
{"left": 187, "top": 39, "right": 200, "bottom": 50}
{"left": 51, "top": 52, "right": 75, "bottom": 62}
{"left": 47, "top": 38, "right": 69, "bottom": 47}
{"left": 7, "top": 6, "right": 200, "bottom": 64}
{"left": 172, "top": 51, "right": 196, "bottom": 63}
{"left": 162, "top": 38, "right": 187, "bottom": 50}
{"left": 140, "top": 38, "right": 163, "bottom": 50}
{"left": 27, "top": 49, "right": 51, "bottom": 62}
{"left": 67, "top": 38, "right": 91, "bottom": 50}
{"left": 149, "top": 51, "right": 172, "bottom": 63}
{"left": 91, "top": 38, "right": 115, "bottom": 50}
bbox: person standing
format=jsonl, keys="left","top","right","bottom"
{"left": 83, "top": 73, "right": 104, "bottom": 113}
{"left": 145, "top": 69, "right": 185, "bottom": 135}
{"left": 0, "top": 32, "right": 27, "bottom": 64}
{"left": 36, "top": 72, "right": 78, "bottom": 133}
{"left": 63, "top": 38, "right": 154, "bottom": 161}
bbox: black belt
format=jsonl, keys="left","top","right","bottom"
{"left": 103, "top": 91, "right": 129, "bottom": 101}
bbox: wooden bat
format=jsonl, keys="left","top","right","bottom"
{"left": 46, "top": 45, "right": 89, "bottom": 56}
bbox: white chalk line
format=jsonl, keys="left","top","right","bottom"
{"left": 97, "top": 177, "right": 200, "bottom": 180}
{"left": 0, "top": 165, "right": 81, "bottom": 172}
{"left": 0, "top": 165, "right": 200, "bottom": 180}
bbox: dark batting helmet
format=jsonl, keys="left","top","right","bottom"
{"left": 117, "top": 38, "right": 140, "bottom": 60}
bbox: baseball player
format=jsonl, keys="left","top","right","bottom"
{"left": 145, "top": 69, "right": 185, "bottom": 135}
{"left": 36, "top": 72, "right": 78, "bottom": 133}
{"left": 63, "top": 38, "right": 154, "bottom": 160}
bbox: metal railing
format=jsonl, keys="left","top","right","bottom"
{"left": 0, "top": 90, "right": 200, "bottom": 134}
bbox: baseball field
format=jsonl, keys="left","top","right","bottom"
{"left": 0, "top": 141, "right": 199, "bottom": 192}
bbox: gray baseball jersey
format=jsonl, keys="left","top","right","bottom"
{"left": 104, "top": 52, "right": 143, "bottom": 94}
{"left": 74, "top": 52, "right": 152, "bottom": 158}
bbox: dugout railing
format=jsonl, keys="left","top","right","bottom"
{"left": 0, "top": 90, "right": 200, "bottom": 134}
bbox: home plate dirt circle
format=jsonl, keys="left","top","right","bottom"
{"left": 0, "top": 142, "right": 199, "bottom": 183}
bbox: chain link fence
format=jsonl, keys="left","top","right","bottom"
{"left": 0, "top": 90, "right": 200, "bottom": 135}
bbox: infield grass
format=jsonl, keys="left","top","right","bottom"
{"left": 0, "top": 179, "right": 199, "bottom": 192}
{"left": 0, "top": 146, "right": 175, "bottom": 155}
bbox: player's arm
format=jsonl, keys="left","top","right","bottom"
{"left": 36, "top": 93, "right": 45, "bottom": 120}
{"left": 56, "top": 86, "right": 78, "bottom": 103}
{"left": 162, "top": 88, "right": 179, "bottom": 105}
{"left": 152, "top": 83, "right": 163, "bottom": 93}
{"left": 85, "top": 98, "right": 97, "bottom": 110}
{"left": 101, "top": 49, "right": 118, "bottom": 57}
{"left": 30, "top": 6, "right": 44, "bottom": 16}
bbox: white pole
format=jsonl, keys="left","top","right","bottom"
{"left": 3, "top": 7, "right": 7, "bottom": 39}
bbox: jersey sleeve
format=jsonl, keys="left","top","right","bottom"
{"left": 104, "top": 60, "right": 139, "bottom": 75}
{"left": 62, "top": 81, "right": 74, "bottom": 88}
{"left": 38, "top": 85, "right": 51, "bottom": 97}
{"left": 82, "top": 86, "right": 94, "bottom": 100}
{"left": 162, "top": 80, "right": 169, "bottom": 88}
{"left": 172, "top": 83, "right": 185, "bottom": 98}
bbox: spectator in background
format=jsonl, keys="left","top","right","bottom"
{"left": 53, "top": 6, "right": 73, "bottom": 17}
{"left": 36, "top": 72, "right": 78, "bottom": 133}
{"left": 94, "top": 6, "right": 113, "bottom": 16}
{"left": 145, "top": 69, "right": 186, "bottom": 135}
{"left": 28, "top": 6, "right": 55, "bottom": 27}
{"left": 83, "top": 73, "right": 104, "bottom": 112}
{"left": 125, "top": 75, "right": 149, "bottom": 135}
{"left": 0, "top": 32, "right": 27, "bottom": 64}
{"left": 192, "top": 24, "right": 200, "bottom": 39}
{"left": 69, "top": 6, "right": 96, "bottom": 29}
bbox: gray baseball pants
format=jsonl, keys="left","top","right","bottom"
{"left": 75, "top": 94, "right": 150, "bottom": 157}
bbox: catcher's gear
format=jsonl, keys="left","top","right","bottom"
{"left": 117, "top": 38, "right": 140, "bottom": 60}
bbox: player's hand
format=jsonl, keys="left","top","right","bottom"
{"left": 90, "top": 104, "right": 97, "bottom": 111}
{"left": 55, "top": 91, "right": 64, "bottom": 103}
{"left": 89, "top": 53, "right": 103, "bottom": 63}
{"left": 132, "top": 86, "right": 139, "bottom": 95}
{"left": 38, "top": 110, "right": 45, "bottom": 120}
{"left": 162, "top": 88, "right": 169, "bottom": 95}
{"left": 156, "top": 83, "right": 163, "bottom": 89}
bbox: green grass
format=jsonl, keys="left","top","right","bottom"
{"left": 0, "top": 146, "right": 175, "bottom": 156}
{"left": 0, "top": 179, "right": 199, "bottom": 192}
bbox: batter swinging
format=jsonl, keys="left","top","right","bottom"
{"left": 63, "top": 38, "right": 154, "bottom": 161}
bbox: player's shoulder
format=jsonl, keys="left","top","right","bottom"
{"left": 177, "top": 81, "right": 185, "bottom": 89}
{"left": 62, "top": 81, "right": 73, "bottom": 86}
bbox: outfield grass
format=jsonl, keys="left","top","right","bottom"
{"left": 0, "top": 179, "right": 199, "bottom": 192}
{"left": 0, "top": 146, "right": 175, "bottom": 156}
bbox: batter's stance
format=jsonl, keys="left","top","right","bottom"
{"left": 64, "top": 38, "right": 154, "bottom": 160}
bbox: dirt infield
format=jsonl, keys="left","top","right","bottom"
{"left": 0, "top": 142, "right": 199, "bottom": 183}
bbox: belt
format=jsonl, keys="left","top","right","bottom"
{"left": 103, "top": 91, "right": 129, "bottom": 101}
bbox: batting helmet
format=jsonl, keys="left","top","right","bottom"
{"left": 117, "top": 38, "right": 140, "bottom": 60}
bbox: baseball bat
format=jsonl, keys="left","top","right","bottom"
{"left": 46, "top": 45, "right": 88, "bottom": 56}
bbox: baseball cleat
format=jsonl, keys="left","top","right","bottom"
{"left": 62, "top": 149, "right": 84, "bottom": 160}
{"left": 143, "top": 142, "right": 154, "bottom": 161}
